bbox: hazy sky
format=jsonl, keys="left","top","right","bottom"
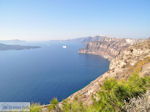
{"left": 0, "top": 0, "right": 150, "bottom": 40}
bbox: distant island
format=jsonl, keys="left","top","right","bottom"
{"left": 0, "top": 43, "right": 40, "bottom": 51}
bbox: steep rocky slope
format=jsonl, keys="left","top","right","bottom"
{"left": 79, "top": 36, "right": 142, "bottom": 60}
{"left": 68, "top": 40, "right": 150, "bottom": 104}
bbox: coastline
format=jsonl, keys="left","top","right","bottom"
{"left": 41, "top": 39, "right": 150, "bottom": 112}
{"left": 66, "top": 40, "right": 150, "bottom": 104}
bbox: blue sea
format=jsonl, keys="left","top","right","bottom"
{"left": 0, "top": 41, "right": 109, "bottom": 104}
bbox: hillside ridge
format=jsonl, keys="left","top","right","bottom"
{"left": 79, "top": 36, "right": 143, "bottom": 60}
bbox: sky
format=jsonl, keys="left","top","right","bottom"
{"left": 0, "top": 0, "right": 150, "bottom": 41}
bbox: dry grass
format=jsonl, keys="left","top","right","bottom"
{"left": 124, "top": 90, "right": 150, "bottom": 112}
{"left": 126, "top": 57, "right": 150, "bottom": 76}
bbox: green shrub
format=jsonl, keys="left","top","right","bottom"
{"left": 61, "top": 100, "right": 86, "bottom": 112}
{"left": 93, "top": 74, "right": 150, "bottom": 112}
{"left": 48, "top": 98, "right": 59, "bottom": 111}
{"left": 50, "top": 98, "right": 59, "bottom": 105}
{"left": 30, "top": 103, "right": 41, "bottom": 112}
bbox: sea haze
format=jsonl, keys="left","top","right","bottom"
{"left": 0, "top": 41, "right": 109, "bottom": 104}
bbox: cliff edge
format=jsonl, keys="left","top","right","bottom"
{"left": 79, "top": 37, "right": 142, "bottom": 60}
{"left": 68, "top": 39, "right": 150, "bottom": 104}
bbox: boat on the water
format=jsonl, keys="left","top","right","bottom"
{"left": 62, "top": 45, "right": 67, "bottom": 48}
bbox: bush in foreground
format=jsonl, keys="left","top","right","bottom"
{"left": 30, "top": 103, "right": 41, "bottom": 112}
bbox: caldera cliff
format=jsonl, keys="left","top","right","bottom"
{"left": 69, "top": 39, "right": 150, "bottom": 104}
{"left": 79, "top": 36, "right": 142, "bottom": 60}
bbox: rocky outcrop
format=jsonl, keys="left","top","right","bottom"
{"left": 68, "top": 40, "right": 150, "bottom": 104}
{"left": 79, "top": 36, "right": 142, "bottom": 60}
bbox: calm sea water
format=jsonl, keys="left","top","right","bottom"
{"left": 0, "top": 41, "right": 109, "bottom": 104}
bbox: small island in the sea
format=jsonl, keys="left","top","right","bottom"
{"left": 0, "top": 43, "right": 40, "bottom": 51}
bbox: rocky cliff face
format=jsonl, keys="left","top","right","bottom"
{"left": 68, "top": 40, "right": 150, "bottom": 104}
{"left": 79, "top": 36, "right": 142, "bottom": 60}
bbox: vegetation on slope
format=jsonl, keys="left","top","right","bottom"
{"left": 59, "top": 74, "right": 150, "bottom": 112}
{"left": 127, "top": 57, "right": 150, "bottom": 75}
{"left": 30, "top": 73, "right": 150, "bottom": 112}
{"left": 30, "top": 104, "right": 41, "bottom": 112}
